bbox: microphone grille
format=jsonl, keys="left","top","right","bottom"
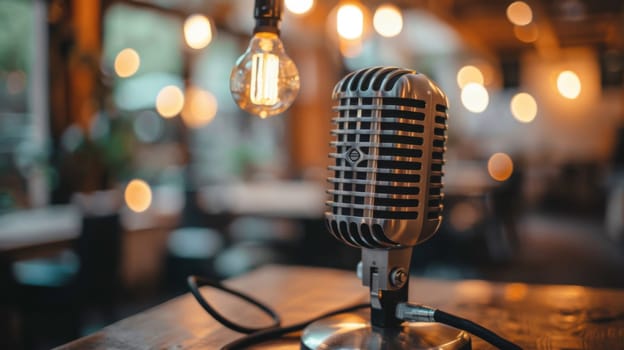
{"left": 325, "top": 67, "right": 448, "bottom": 248}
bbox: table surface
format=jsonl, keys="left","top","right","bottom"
{"left": 55, "top": 265, "right": 624, "bottom": 350}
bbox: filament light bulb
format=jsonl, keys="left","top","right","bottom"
{"left": 229, "top": 1, "right": 300, "bottom": 118}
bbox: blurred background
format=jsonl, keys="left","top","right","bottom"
{"left": 0, "top": 0, "right": 623, "bottom": 348}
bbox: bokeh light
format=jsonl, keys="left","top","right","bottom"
{"left": 125, "top": 179, "right": 152, "bottom": 213}
{"left": 181, "top": 87, "right": 218, "bottom": 128}
{"left": 514, "top": 23, "right": 539, "bottom": 43}
{"left": 506, "top": 1, "right": 533, "bottom": 26}
{"left": 457, "top": 65, "right": 484, "bottom": 88}
{"left": 337, "top": 4, "right": 364, "bottom": 40}
{"left": 156, "top": 85, "right": 185, "bottom": 118}
{"left": 285, "top": 0, "right": 314, "bottom": 15}
{"left": 557, "top": 70, "right": 582, "bottom": 99}
{"left": 114, "top": 48, "right": 140, "bottom": 78}
{"left": 373, "top": 4, "right": 403, "bottom": 38}
{"left": 504, "top": 283, "right": 528, "bottom": 302}
{"left": 510, "top": 92, "right": 538, "bottom": 123}
{"left": 449, "top": 201, "right": 482, "bottom": 232}
{"left": 488, "top": 153, "right": 514, "bottom": 182}
{"left": 460, "top": 83, "right": 489, "bottom": 113}
{"left": 184, "top": 14, "right": 213, "bottom": 50}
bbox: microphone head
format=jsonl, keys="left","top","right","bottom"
{"left": 325, "top": 66, "right": 448, "bottom": 249}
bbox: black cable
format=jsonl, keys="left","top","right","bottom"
{"left": 221, "top": 302, "right": 369, "bottom": 350}
{"left": 188, "top": 275, "right": 521, "bottom": 349}
{"left": 434, "top": 309, "right": 522, "bottom": 350}
{"left": 188, "top": 275, "right": 368, "bottom": 349}
{"left": 187, "top": 275, "right": 281, "bottom": 334}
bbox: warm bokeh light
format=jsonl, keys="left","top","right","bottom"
{"left": 373, "top": 4, "right": 403, "bottom": 38}
{"left": 156, "top": 85, "right": 185, "bottom": 118}
{"left": 456, "top": 280, "right": 493, "bottom": 302}
{"left": 514, "top": 23, "right": 539, "bottom": 43}
{"left": 184, "top": 14, "right": 213, "bottom": 50}
{"left": 125, "top": 179, "right": 152, "bottom": 213}
{"left": 456, "top": 65, "right": 484, "bottom": 88}
{"left": 506, "top": 1, "right": 533, "bottom": 26}
{"left": 510, "top": 92, "right": 538, "bottom": 123}
{"left": 182, "top": 87, "right": 218, "bottom": 128}
{"left": 460, "top": 83, "right": 489, "bottom": 113}
{"left": 504, "top": 283, "right": 528, "bottom": 302}
{"left": 449, "top": 201, "right": 482, "bottom": 232}
{"left": 114, "top": 48, "right": 140, "bottom": 78}
{"left": 488, "top": 153, "right": 514, "bottom": 182}
{"left": 557, "top": 70, "right": 582, "bottom": 99}
{"left": 285, "top": 0, "right": 314, "bottom": 15}
{"left": 337, "top": 4, "right": 364, "bottom": 40}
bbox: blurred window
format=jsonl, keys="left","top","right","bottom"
{"left": 102, "top": 2, "right": 288, "bottom": 188}
{"left": 0, "top": 0, "right": 44, "bottom": 212}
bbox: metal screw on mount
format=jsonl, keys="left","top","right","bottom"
{"left": 390, "top": 267, "right": 408, "bottom": 288}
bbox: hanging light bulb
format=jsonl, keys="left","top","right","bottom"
{"left": 230, "top": 0, "right": 300, "bottom": 119}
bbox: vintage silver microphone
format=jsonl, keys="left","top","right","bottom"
{"left": 301, "top": 66, "right": 471, "bottom": 350}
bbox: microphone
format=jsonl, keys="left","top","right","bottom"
{"left": 325, "top": 66, "right": 448, "bottom": 328}
{"left": 326, "top": 66, "right": 448, "bottom": 249}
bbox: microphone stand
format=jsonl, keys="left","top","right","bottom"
{"left": 300, "top": 247, "right": 471, "bottom": 350}
{"left": 362, "top": 247, "right": 412, "bottom": 328}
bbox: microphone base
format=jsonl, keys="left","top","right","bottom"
{"left": 300, "top": 309, "right": 471, "bottom": 350}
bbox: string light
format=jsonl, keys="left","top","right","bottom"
{"left": 125, "top": 179, "right": 152, "bottom": 213}
{"left": 114, "top": 48, "right": 140, "bottom": 78}
{"left": 373, "top": 4, "right": 403, "bottom": 38}
{"left": 184, "top": 14, "right": 213, "bottom": 50}
{"left": 506, "top": 1, "right": 533, "bottom": 26}
{"left": 461, "top": 83, "right": 489, "bottom": 113}
{"left": 510, "top": 92, "right": 537, "bottom": 123}
{"left": 488, "top": 153, "right": 514, "bottom": 182}
{"left": 557, "top": 70, "right": 581, "bottom": 99}
{"left": 456, "top": 65, "right": 484, "bottom": 88}
{"left": 513, "top": 24, "right": 539, "bottom": 43}
{"left": 337, "top": 4, "right": 364, "bottom": 40}
{"left": 156, "top": 85, "right": 185, "bottom": 118}
{"left": 285, "top": 0, "right": 314, "bottom": 15}
{"left": 182, "top": 87, "right": 218, "bottom": 128}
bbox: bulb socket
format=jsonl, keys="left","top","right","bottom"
{"left": 253, "top": 0, "right": 282, "bottom": 35}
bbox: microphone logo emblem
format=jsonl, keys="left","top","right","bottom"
{"left": 347, "top": 148, "right": 362, "bottom": 164}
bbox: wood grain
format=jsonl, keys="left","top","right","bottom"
{"left": 55, "top": 265, "right": 624, "bottom": 349}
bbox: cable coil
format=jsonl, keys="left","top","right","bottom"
{"left": 187, "top": 275, "right": 522, "bottom": 350}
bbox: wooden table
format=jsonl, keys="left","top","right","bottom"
{"left": 55, "top": 265, "right": 624, "bottom": 349}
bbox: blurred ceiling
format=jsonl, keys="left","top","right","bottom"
{"left": 126, "top": 0, "right": 624, "bottom": 55}
{"left": 446, "top": 0, "right": 624, "bottom": 52}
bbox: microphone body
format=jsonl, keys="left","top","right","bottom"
{"left": 301, "top": 67, "right": 470, "bottom": 349}
{"left": 326, "top": 66, "right": 448, "bottom": 249}
{"left": 325, "top": 66, "right": 448, "bottom": 328}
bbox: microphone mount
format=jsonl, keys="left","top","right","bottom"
{"left": 361, "top": 247, "right": 412, "bottom": 328}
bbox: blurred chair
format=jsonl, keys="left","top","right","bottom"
{"left": 75, "top": 213, "right": 122, "bottom": 314}
{"left": 11, "top": 211, "right": 122, "bottom": 349}
{"left": 0, "top": 254, "right": 19, "bottom": 349}
{"left": 606, "top": 126, "right": 624, "bottom": 246}
{"left": 606, "top": 181, "right": 624, "bottom": 245}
